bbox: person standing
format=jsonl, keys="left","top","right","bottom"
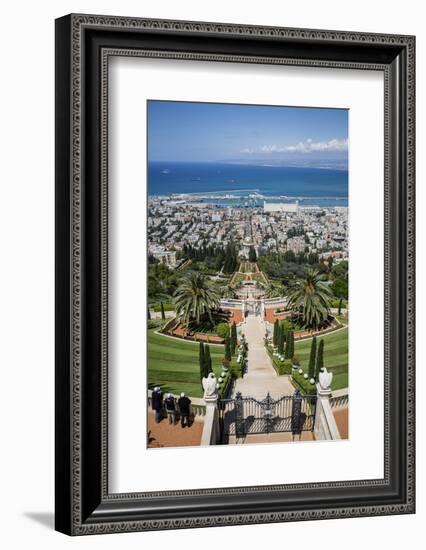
{"left": 164, "top": 393, "right": 176, "bottom": 424}
{"left": 151, "top": 386, "right": 163, "bottom": 423}
{"left": 178, "top": 392, "right": 191, "bottom": 428}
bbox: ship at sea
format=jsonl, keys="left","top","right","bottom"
{"left": 148, "top": 161, "right": 348, "bottom": 207}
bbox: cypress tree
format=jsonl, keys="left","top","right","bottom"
{"left": 278, "top": 324, "right": 285, "bottom": 355}
{"left": 224, "top": 336, "right": 232, "bottom": 361}
{"left": 315, "top": 340, "right": 324, "bottom": 380}
{"left": 276, "top": 324, "right": 281, "bottom": 353}
{"left": 148, "top": 307, "right": 151, "bottom": 320}
{"left": 308, "top": 336, "right": 317, "bottom": 379}
{"left": 230, "top": 322, "right": 237, "bottom": 355}
{"left": 290, "top": 331, "right": 295, "bottom": 359}
{"left": 160, "top": 301, "right": 165, "bottom": 320}
{"left": 273, "top": 319, "right": 279, "bottom": 347}
{"left": 284, "top": 328, "right": 290, "bottom": 358}
{"left": 282, "top": 327, "right": 287, "bottom": 355}
{"left": 285, "top": 330, "right": 294, "bottom": 359}
{"left": 199, "top": 342, "right": 205, "bottom": 384}
{"left": 204, "top": 344, "right": 213, "bottom": 376}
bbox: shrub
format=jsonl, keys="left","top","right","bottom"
{"left": 148, "top": 319, "right": 163, "bottom": 330}
{"left": 277, "top": 324, "right": 285, "bottom": 354}
{"left": 287, "top": 331, "right": 295, "bottom": 359}
{"left": 292, "top": 355, "right": 300, "bottom": 366}
{"left": 273, "top": 319, "right": 279, "bottom": 346}
{"left": 281, "top": 319, "right": 293, "bottom": 333}
{"left": 230, "top": 322, "right": 237, "bottom": 355}
{"left": 308, "top": 336, "right": 317, "bottom": 378}
{"left": 240, "top": 357, "right": 246, "bottom": 377}
{"left": 285, "top": 330, "right": 294, "bottom": 359}
{"left": 199, "top": 341, "right": 205, "bottom": 384}
{"left": 218, "top": 371, "right": 232, "bottom": 398}
{"left": 315, "top": 340, "right": 324, "bottom": 380}
{"left": 291, "top": 369, "right": 317, "bottom": 395}
{"left": 224, "top": 336, "right": 232, "bottom": 360}
{"left": 204, "top": 344, "right": 213, "bottom": 375}
{"left": 231, "top": 361, "right": 241, "bottom": 379}
{"left": 216, "top": 322, "right": 230, "bottom": 339}
{"left": 280, "top": 359, "right": 293, "bottom": 375}
{"left": 266, "top": 344, "right": 293, "bottom": 375}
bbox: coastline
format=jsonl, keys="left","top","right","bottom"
{"left": 147, "top": 161, "right": 348, "bottom": 207}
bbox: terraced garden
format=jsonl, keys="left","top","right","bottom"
{"left": 239, "top": 261, "right": 258, "bottom": 273}
{"left": 147, "top": 329, "right": 229, "bottom": 398}
{"left": 294, "top": 327, "right": 348, "bottom": 390}
{"left": 250, "top": 272, "right": 268, "bottom": 285}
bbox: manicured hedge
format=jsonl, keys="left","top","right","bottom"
{"left": 266, "top": 344, "right": 293, "bottom": 375}
{"left": 291, "top": 369, "right": 317, "bottom": 396}
{"left": 218, "top": 371, "right": 232, "bottom": 398}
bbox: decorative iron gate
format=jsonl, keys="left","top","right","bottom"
{"left": 218, "top": 390, "right": 316, "bottom": 441}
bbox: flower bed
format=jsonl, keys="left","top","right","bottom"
{"left": 161, "top": 318, "right": 226, "bottom": 343}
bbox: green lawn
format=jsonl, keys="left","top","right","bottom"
{"left": 147, "top": 330, "right": 227, "bottom": 397}
{"left": 294, "top": 327, "right": 348, "bottom": 391}
{"left": 151, "top": 302, "right": 174, "bottom": 312}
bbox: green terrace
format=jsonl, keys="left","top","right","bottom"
{"left": 147, "top": 329, "right": 236, "bottom": 398}
{"left": 294, "top": 327, "right": 348, "bottom": 391}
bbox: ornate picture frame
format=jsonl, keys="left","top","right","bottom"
{"left": 55, "top": 14, "right": 415, "bottom": 535}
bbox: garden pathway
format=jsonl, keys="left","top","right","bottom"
{"left": 233, "top": 314, "right": 294, "bottom": 399}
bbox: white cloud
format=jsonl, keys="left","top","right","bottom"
{"left": 241, "top": 138, "right": 348, "bottom": 154}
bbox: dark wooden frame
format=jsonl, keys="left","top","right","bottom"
{"left": 55, "top": 14, "right": 415, "bottom": 535}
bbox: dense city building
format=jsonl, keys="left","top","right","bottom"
{"left": 148, "top": 196, "right": 348, "bottom": 262}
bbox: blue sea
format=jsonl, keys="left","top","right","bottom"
{"left": 148, "top": 162, "right": 348, "bottom": 207}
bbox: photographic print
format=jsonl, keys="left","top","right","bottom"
{"left": 55, "top": 16, "right": 415, "bottom": 533}
{"left": 147, "top": 100, "right": 349, "bottom": 449}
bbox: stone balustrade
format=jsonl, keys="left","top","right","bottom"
{"left": 314, "top": 384, "right": 342, "bottom": 440}
{"left": 200, "top": 404, "right": 220, "bottom": 445}
{"left": 330, "top": 388, "right": 349, "bottom": 410}
{"left": 219, "top": 298, "right": 243, "bottom": 307}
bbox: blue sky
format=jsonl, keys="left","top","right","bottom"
{"left": 147, "top": 100, "right": 348, "bottom": 167}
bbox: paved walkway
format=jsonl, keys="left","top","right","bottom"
{"left": 234, "top": 314, "right": 294, "bottom": 399}
{"left": 228, "top": 431, "right": 314, "bottom": 445}
{"left": 147, "top": 411, "right": 204, "bottom": 448}
{"left": 333, "top": 408, "right": 349, "bottom": 439}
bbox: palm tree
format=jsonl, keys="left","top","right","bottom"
{"left": 264, "top": 281, "right": 285, "bottom": 299}
{"left": 220, "top": 284, "right": 237, "bottom": 299}
{"left": 173, "top": 272, "right": 220, "bottom": 327}
{"left": 286, "top": 270, "right": 332, "bottom": 329}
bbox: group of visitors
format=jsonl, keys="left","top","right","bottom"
{"left": 151, "top": 387, "right": 192, "bottom": 427}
